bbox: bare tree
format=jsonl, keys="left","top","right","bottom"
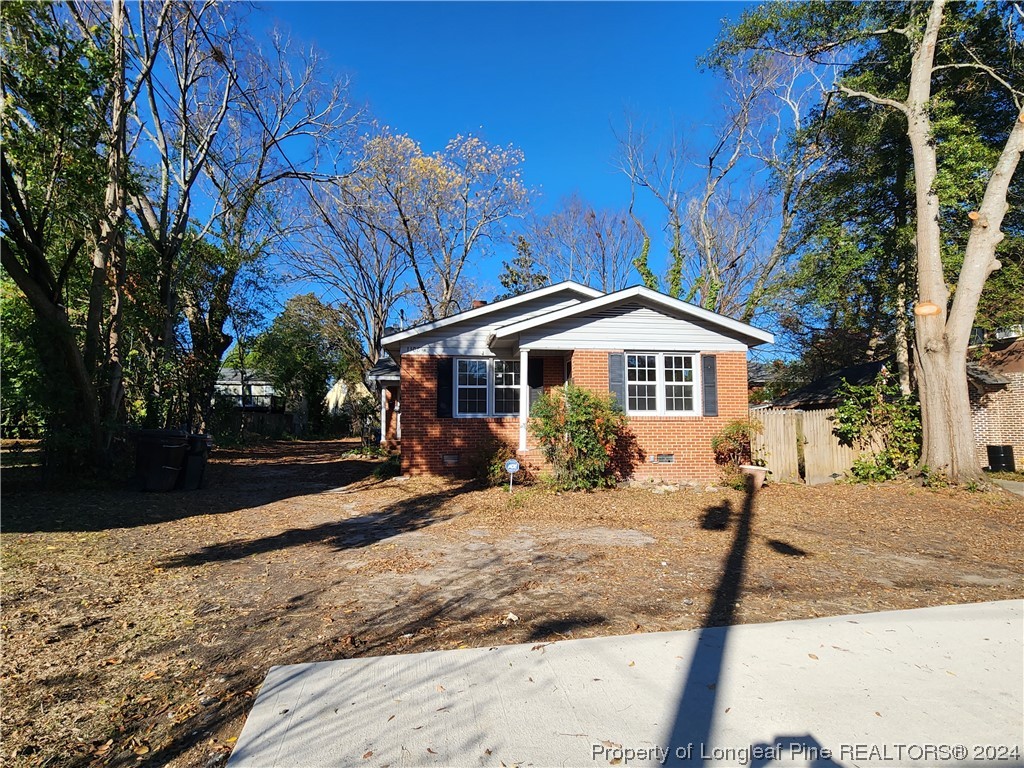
{"left": 126, "top": 0, "right": 234, "bottom": 424}
{"left": 290, "top": 178, "right": 411, "bottom": 377}
{"left": 617, "top": 54, "right": 827, "bottom": 323}
{"left": 179, "top": 27, "right": 359, "bottom": 428}
{"left": 528, "top": 193, "right": 642, "bottom": 292}
{"left": 616, "top": 119, "right": 689, "bottom": 297}
{"left": 347, "top": 127, "right": 529, "bottom": 322}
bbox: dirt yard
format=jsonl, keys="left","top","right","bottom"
{"left": 2, "top": 439, "right": 1022, "bottom": 768}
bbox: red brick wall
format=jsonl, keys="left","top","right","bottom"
{"left": 400, "top": 350, "right": 748, "bottom": 482}
{"left": 572, "top": 350, "right": 749, "bottom": 482}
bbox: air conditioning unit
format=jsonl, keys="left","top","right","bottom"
{"left": 993, "top": 324, "right": 1024, "bottom": 340}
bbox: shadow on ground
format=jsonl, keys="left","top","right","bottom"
{"left": 0, "top": 440, "right": 380, "bottom": 533}
{"left": 158, "top": 482, "right": 469, "bottom": 567}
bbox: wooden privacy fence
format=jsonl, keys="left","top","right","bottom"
{"left": 750, "top": 408, "right": 872, "bottom": 485}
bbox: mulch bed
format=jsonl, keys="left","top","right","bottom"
{"left": 2, "top": 439, "right": 1021, "bottom": 767}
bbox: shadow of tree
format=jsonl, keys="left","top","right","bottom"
{"left": 158, "top": 482, "right": 470, "bottom": 568}
{"left": 527, "top": 613, "right": 607, "bottom": 641}
{"left": 609, "top": 425, "right": 645, "bottom": 482}
{"left": 1, "top": 439, "right": 380, "bottom": 533}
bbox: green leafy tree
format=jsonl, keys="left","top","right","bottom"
{"left": 495, "top": 235, "right": 549, "bottom": 299}
{"left": 717, "top": 1, "right": 1023, "bottom": 481}
{"left": 1, "top": 1, "right": 111, "bottom": 467}
{"left": 252, "top": 294, "right": 360, "bottom": 435}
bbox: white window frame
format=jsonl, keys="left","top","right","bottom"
{"left": 455, "top": 358, "right": 489, "bottom": 417}
{"left": 624, "top": 352, "right": 701, "bottom": 416}
{"left": 454, "top": 357, "right": 522, "bottom": 418}
{"left": 493, "top": 359, "right": 522, "bottom": 416}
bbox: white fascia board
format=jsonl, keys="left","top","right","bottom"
{"left": 380, "top": 282, "right": 603, "bottom": 347}
{"left": 493, "top": 285, "right": 776, "bottom": 346}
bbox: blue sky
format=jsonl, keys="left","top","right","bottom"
{"left": 258, "top": 1, "right": 750, "bottom": 297}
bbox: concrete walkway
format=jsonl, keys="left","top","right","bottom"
{"left": 992, "top": 478, "right": 1024, "bottom": 497}
{"left": 227, "top": 601, "right": 1023, "bottom": 767}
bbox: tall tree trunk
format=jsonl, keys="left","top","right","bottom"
{"left": 905, "top": 0, "right": 974, "bottom": 478}
{"left": 905, "top": 0, "right": 1024, "bottom": 481}
{"left": 893, "top": 131, "right": 912, "bottom": 395}
{"left": 98, "top": 0, "right": 129, "bottom": 441}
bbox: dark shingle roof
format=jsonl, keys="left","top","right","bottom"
{"left": 772, "top": 361, "right": 888, "bottom": 409}
{"left": 367, "top": 354, "right": 400, "bottom": 381}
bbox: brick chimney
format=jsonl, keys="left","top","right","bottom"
{"left": 472, "top": 300, "right": 488, "bottom": 309}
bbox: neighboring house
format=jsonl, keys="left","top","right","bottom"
{"left": 769, "top": 342, "right": 1024, "bottom": 470}
{"left": 367, "top": 354, "right": 401, "bottom": 446}
{"left": 969, "top": 337, "right": 1023, "bottom": 469}
{"left": 770, "top": 361, "right": 889, "bottom": 410}
{"left": 373, "top": 281, "right": 774, "bottom": 481}
{"left": 214, "top": 367, "right": 283, "bottom": 412}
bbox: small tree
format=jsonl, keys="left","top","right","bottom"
{"left": 529, "top": 383, "right": 628, "bottom": 490}
{"left": 711, "top": 419, "right": 764, "bottom": 489}
{"left": 833, "top": 370, "right": 921, "bottom": 482}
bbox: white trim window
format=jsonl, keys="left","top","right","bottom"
{"left": 626, "top": 354, "right": 658, "bottom": 413}
{"left": 664, "top": 354, "right": 696, "bottom": 412}
{"left": 625, "top": 352, "right": 700, "bottom": 415}
{"left": 493, "top": 360, "right": 521, "bottom": 415}
{"left": 455, "top": 358, "right": 521, "bottom": 417}
{"left": 456, "top": 359, "right": 488, "bottom": 415}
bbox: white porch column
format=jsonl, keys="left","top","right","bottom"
{"left": 519, "top": 348, "right": 529, "bottom": 451}
{"left": 379, "top": 390, "right": 388, "bottom": 446}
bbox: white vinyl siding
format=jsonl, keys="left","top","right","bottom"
{"left": 625, "top": 352, "right": 700, "bottom": 416}
{"left": 400, "top": 295, "right": 588, "bottom": 355}
{"left": 519, "top": 303, "right": 747, "bottom": 352}
{"left": 454, "top": 358, "right": 520, "bottom": 417}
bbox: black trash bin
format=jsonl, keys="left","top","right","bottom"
{"left": 177, "top": 433, "right": 214, "bottom": 490}
{"left": 987, "top": 445, "right": 1016, "bottom": 473}
{"left": 134, "top": 429, "right": 188, "bottom": 491}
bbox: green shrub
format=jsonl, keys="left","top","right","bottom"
{"left": 529, "top": 383, "right": 629, "bottom": 491}
{"left": 711, "top": 419, "right": 764, "bottom": 489}
{"left": 373, "top": 454, "right": 401, "bottom": 479}
{"left": 833, "top": 370, "right": 920, "bottom": 482}
{"left": 469, "top": 439, "right": 527, "bottom": 487}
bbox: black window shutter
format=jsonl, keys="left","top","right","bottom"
{"left": 608, "top": 353, "right": 625, "bottom": 410}
{"left": 528, "top": 358, "right": 544, "bottom": 407}
{"left": 436, "top": 358, "right": 453, "bottom": 418}
{"left": 702, "top": 355, "right": 718, "bottom": 417}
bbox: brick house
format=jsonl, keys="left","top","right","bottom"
{"left": 969, "top": 337, "right": 1024, "bottom": 470}
{"left": 375, "top": 282, "right": 774, "bottom": 481}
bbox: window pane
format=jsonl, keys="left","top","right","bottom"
{"left": 494, "top": 360, "right": 520, "bottom": 387}
{"left": 665, "top": 355, "right": 693, "bottom": 382}
{"left": 495, "top": 388, "right": 519, "bottom": 414}
{"left": 628, "top": 384, "right": 657, "bottom": 411}
{"left": 457, "top": 387, "right": 487, "bottom": 414}
{"left": 458, "top": 359, "right": 487, "bottom": 386}
{"left": 666, "top": 384, "right": 694, "bottom": 412}
{"left": 627, "top": 354, "right": 656, "bottom": 382}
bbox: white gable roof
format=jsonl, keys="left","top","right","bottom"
{"left": 380, "top": 281, "right": 602, "bottom": 347}
{"left": 493, "top": 285, "right": 775, "bottom": 347}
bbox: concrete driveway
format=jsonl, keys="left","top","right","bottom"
{"left": 227, "top": 600, "right": 1023, "bottom": 767}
